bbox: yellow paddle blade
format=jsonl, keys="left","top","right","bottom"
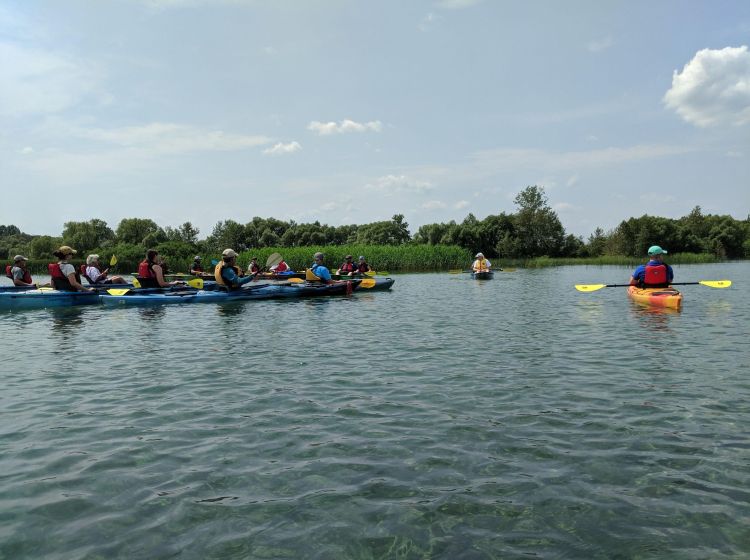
{"left": 287, "top": 277, "right": 305, "bottom": 283}
{"left": 699, "top": 280, "right": 731, "bottom": 288}
{"left": 131, "top": 278, "right": 142, "bottom": 288}
{"left": 359, "top": 278, "right": 376, "bottom": 288}
{"left": 365, "top": 270, "right": 387, "bottom": 276}
{"left": 500, "top": 268, "right": 516, "bottom": 272}
{"left": 575, "top": 284, "right": 607, "bottom": 292}
{"left": 107, "top": 288, "right": 130, "bottom": 296}
{"left": 448, "top": 270, "right": 465, "bottom": 274}
{"left": 305, "top": 268, "right": 321, "bottom": 281}
{"left": 110, "top": 255, "right": 117, "bottom": 266}
{"left": 187, "top": 278, "right": 204, "bottom": 289}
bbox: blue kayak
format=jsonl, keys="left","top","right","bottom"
{"left": 99, "top": 281, "right": 353, "bottom": 306}
{"left": 471, "top": 271, "right": 494, "bottom": 280}
{"left": 0, "top": 288, "right": 101, "bottom": 310}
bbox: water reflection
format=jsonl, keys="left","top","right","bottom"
{"left": 629, "top": 302, "right": 679, "bottom": 332}
{"left": 138, "top": 307, "right": 166, "bottom": 321}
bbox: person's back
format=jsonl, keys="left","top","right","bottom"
{"left": 631, "top": 245, "right": 674, "bottom": 288}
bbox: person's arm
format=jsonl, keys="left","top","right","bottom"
{"left": 629, "top": 265, "right": 642, "bottom": 286}
{"left": 12, "top": 269, "right": 34, "bottom": 287}
{"left": 153, "top": 264, "right": 178, "bottom": 287}
{"left": 667, "top": 264, "right": 674, "bottom": 283}
{"left": 66, "top": 271, "right": 92, "bottom": 292}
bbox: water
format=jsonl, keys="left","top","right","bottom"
{"left": 1, "top": 263, "right": 748, "bottom": 559}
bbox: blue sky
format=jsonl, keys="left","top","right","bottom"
{"left": 1, "top": 0, "right": 749, "bottom": 238}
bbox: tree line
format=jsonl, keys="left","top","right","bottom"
{"left": 1, "top": 186, "right": 748, "bottom": 265}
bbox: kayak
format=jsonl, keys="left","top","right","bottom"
{"left": 352, "top": 277, "right": 395, "bottom": 291}
{"left": 471, "top": 271, "right": 494, "bottom": 280}
{"left": 627, "top": 286, "right": 683, "bottom": 310}
{"left": 0, "top": 288, "right": 101, "bottom": 310}
{"left": 99, "top": 281, "right": 354, "bottom": 306}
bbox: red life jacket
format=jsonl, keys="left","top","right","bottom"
{"left": 643, "top": 264, "right": 668, "bottom": 287}
{"left": 48, "top": 263, "right": 80, "bottom": 291}
{"left": 274, "top": 261, "right": 289, "bottom": 272}
{"left": 6, "top": 264, "right": 33, "bottom": 284}
{"left": 357, "top": 262, "right": 371, "bottom": 273}
{"left": 339, "top": 262, "right": 357, "bottom": 273}
{"left": 249, "top": 263, "right": 260, "bottom": 273}
{"left": 136, "top": 260, "right": 160, "bottom": 288}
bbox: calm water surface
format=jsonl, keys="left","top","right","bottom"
{"left": 1, "top": 263, "right": 748, "bottom": 559}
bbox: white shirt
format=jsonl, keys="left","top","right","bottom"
{"left": 86, "top": 266, "right": 103, "bottom": 282}
{"left": 59, "top": 262, "right": 76, "bottom": 277}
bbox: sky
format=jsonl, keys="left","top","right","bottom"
{"left": 1, "top": 0, "right": 749, "bottom": 239}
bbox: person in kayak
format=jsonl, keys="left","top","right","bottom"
{"left": 270, "top": 256, "right": 290, "bottom": 273}
{"left": 472, "top": 252, "right": 491, "bottom": 272}
{"left": 7, "top": 255, "right": 36, "bottom": 287}
{"left": 138, "top": 249, "right": 181, "bottom": 288}
{"left": 336, "top": 255, "right": 358, "bottom": 276}
{"left": 215, "top": 249, "right": 257, "bottom": 290}
{"left": 356, "top": 256, "right": 371, "bottom": 274}
{"left": 246, "top": 256, "right": 260, "bottom": 275}
{"left": 50, "top": 246, "right": 93, "bottom": 292}
{"left": 84, "top": 254, "right": 126, "bottom": 285}
{"left": 308, "top": 252, "right": 333, "bottom": 283}
{"left": 189, "top": 255, "right": 204, "bottom": 275}
{"left": 630, "top": 245, "right": 674, "bottom": 288}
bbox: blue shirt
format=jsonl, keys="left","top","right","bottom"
{"left": 632, "top": 260, "right": 674, "bottom": 283}
{"left": 222, "top": 266, "right": 253, "bottom": 288}
{"left": 311, "top": 263, "right": 332, "bottom": 282}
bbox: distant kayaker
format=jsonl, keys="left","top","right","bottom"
{"left": 215, "top": 249, "right": 256, "bottom": 290}
{"left": 337, "top": 255, "right": 358, "bottom": 276}
{"left": 246, "top": 257, "right": 260, "bottom": 275}
{"left": 138, "top": 249, "right": 181, "bottom": 288}
{"left": 356, "top": 256, "right": 371, "bottom": 274}
{"left": 472, "top": 252, "right": 491, "bottom": 273}
{"left": 630, "top": 245, "right": 674, "bottom": 288}
{"left": 189, "top": 255, "right": 204, "bottom": 275}
{"left": 309, "top": 252, "right": 333, "bottom": 283}
{"left": 7, "top": 255, "right": 36, "bottom": 287}
{"left": 84, "top": 254, "right": 126, "bottom": 285}
{"left": 270, "top": 257, "right": 289, "bottom": 273}
{"left": 50, "top": 246, "right": 93, "bottom": 292}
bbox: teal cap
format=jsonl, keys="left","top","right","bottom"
{"left": 648, "top": 245, "right": 667, "bottom": 255}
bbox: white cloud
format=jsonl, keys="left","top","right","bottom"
{"left": 422, "top": 200, "right": 447, "bottom": 210}
{"left": 307, "top": 119, "right": 383, "bottom": 135}
{"left": 454, "top": 200, "right": 469, "bottom": 209}
{"left": 262, "top": 141, "right": 301, "bottom": 156}
{"left": 664, "top": 45, "right": 750, "bottom": 127}
{"left": 364, "top": 174, "right": 433, "bottom": 193}
{"left": 586, "top": 36, "right": 614, "bottom": 53}
{"left": 73, "top": 122, "right": 270, "bottom": 154}
{"left": 0, "top": 41, "right": 103, "bottom": 117}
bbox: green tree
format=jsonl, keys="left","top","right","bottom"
{"left": 62, "top": 219, "right": 115, "bottom": 254}
{"left": 509, "top": 185, "right": 565, "bottom": 257}
{"left": 116, "top": 218, "right": 161, "bottom": 246}
{"left": 29, "top": 235, "right": 62, "bottom": 259}
{"left": 356, "top": 215, "right": 411, "bottom": 245}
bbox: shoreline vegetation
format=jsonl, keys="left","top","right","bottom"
{"left": 2, "top": 186, "right": 748, "bottom": 275}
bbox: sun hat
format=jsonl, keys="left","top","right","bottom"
{"left": 358, "top": 256, "right": 365, "bottom": 260}
{"left": 647, "top": 245, "right": 667, "bottom": 255}
{"left": 56, "top": 246, "right": 77, "bottom": 256}
{"left": 13, "top": 255, "right": 28, "bottom": 262}
{"left": 475, "top": 252, "right": 484, "bottom": 258}
{"left": 222, "top": 249, "right": 238, "bottom": 258}
{"left": 345, "top": 255, "right": 353, "bottom": 259}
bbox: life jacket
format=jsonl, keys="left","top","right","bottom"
{"left": 137, "top": 260, "right": 160, "bottom": 288}
{"left": 306, "top": 268, "right": 322, "bottom": 281}
{"left": 190, "top": 262, "right": 204, "bottom": 273}
{"left": 358, "top": 262, "right": 371, "bottom": 273}
{"left": 248, "top": 262, "right": 260, "bottom": 273}
{"left": 48, "top": 262, "right": 80, "bottom": 291}
{"left": 475, "top": 258, "right": 489, "bottom": 271}
{"left": 643, "top": 263, "right": 669, "bottom": 288}
{"left": 6, "top": 264, "right": 33, "bottom": 284}
{"left": 339, "top": 262, "right": 357, "bottom": 273}
{"left": 273, "top": 261, "right": 289, "bottom": 272}
{"left": 214, "top": 262, "right": 241, "bottom": 288}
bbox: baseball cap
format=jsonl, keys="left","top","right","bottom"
{"left": 647, "top": 245, "right": 667, "bottom": 255}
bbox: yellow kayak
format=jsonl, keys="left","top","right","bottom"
{"left": 627, "top": 286, "right": 683, "bottom": 310}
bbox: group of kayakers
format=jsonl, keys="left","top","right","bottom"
{"left": 5, "top": 244, "right": 676, "bottom": 291}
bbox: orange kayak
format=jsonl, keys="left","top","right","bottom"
{"left": 627, "top": 286, "right": 683, "bottom": 310}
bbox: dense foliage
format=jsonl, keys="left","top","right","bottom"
{"left": 2, "top": 186, "right": 748, "bottom": 272}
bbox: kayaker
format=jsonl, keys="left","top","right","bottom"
{"left": 246, "top": 256, "right": 260, "bottom": 275}
{"left": 215, "top": 249, "right": 257, "bottom": 290}
{"left": 630, "top": 245, "right": 674, "bottom": 288}
{"left": 270, "top": 257, "right": 289, "bottom": 273}
{"left": 6, "top": 255, "right": 36, "bottom": 287}
{"left": 308, "top": 252, "right": 333, "bottom": 283}
{"left": 356, "top": 256, "right": 371, "bottom": 274}
{"left": 336, "top": 255, "right": 358, "bottom": 276}
{"left": 84, "top": 254, "right": 126, "bottom": 285}
{"left": 138, "top": 249, "right": 181, "bottom": 288}
{"left": 189, "top": 255, "right": 204, "bottom": 275}
{"left": 50, "top": 246, "right": 93, "bottom": 292}
{"left": 472, "top": 252, "right": 491, "bottom": 272}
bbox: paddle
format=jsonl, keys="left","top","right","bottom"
{"left": 110, "top": 255, "right": 117, "bottom": 267}
{"left": 364, "top": 270, "right": 388, "bottom": 276}
{"left": 358, "top": 278, "right": 376, "bottom": 288}
{"left": 575, "top": 280, "right": 731, "bottom": 292}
